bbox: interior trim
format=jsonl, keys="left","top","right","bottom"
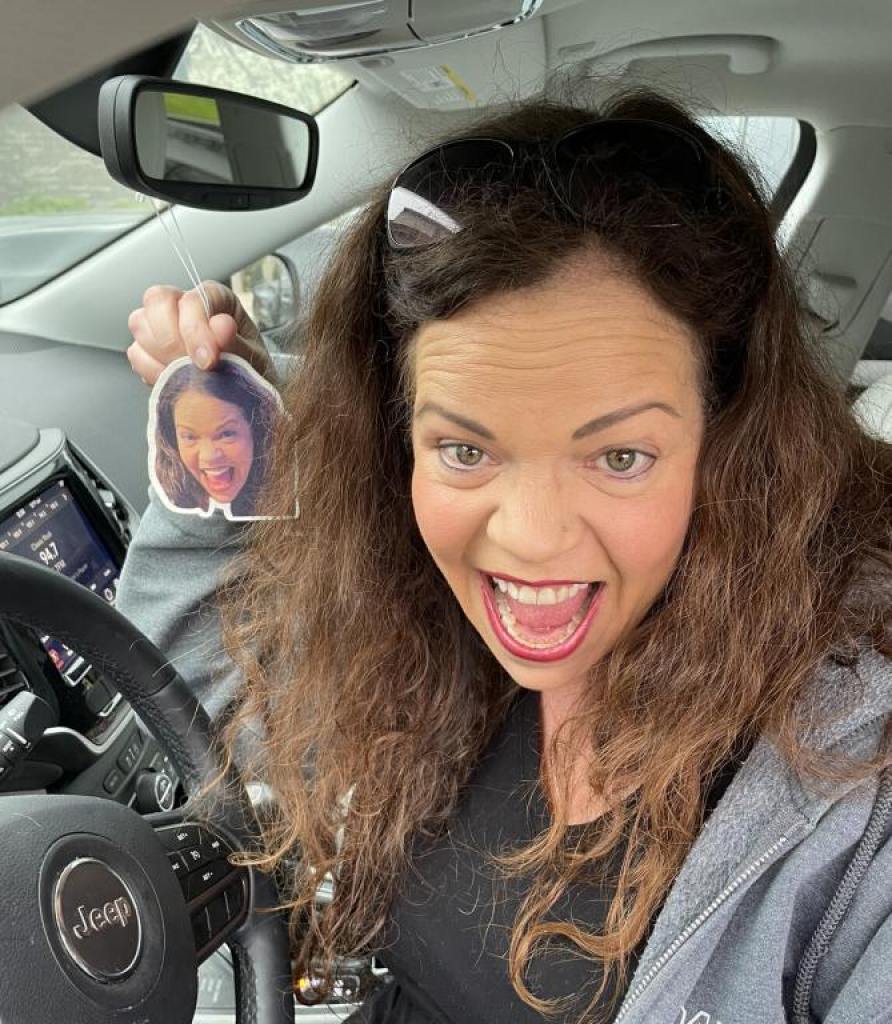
{"left": 772, "top": 119, "right": 818, "bottom": 226}
{"left": 44, "top": 707, "right": 135, "bottom": 756}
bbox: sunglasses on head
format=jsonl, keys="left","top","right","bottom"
{"left": 386, "top": 117, "right": 726, "bottom": 250}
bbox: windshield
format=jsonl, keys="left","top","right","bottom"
{"left": 0, "top": 23, "right": 352, "bottom": 306}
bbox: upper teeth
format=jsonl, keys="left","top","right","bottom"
{"left": 491, "top": 577, "right": 590, "bottom": 605}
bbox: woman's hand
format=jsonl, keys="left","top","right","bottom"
{"left": 127, "top": 280, "right": 269, "bottom": 386}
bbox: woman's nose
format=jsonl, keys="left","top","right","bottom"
{"left": 198, "top": 439, "right": 223, "bottom": 463}
{"left": 485, "top": 473, "right": 583, "bottom": 568}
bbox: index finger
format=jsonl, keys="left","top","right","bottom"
{"left": 178, "top": 289, "right": 221, "bottom": 370}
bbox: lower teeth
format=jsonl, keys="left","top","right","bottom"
{"left": 493, "top": 586, "right": 593, "bottom": 649}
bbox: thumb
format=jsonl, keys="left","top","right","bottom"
{"left": 208, "top": 312, "right": 238, "bottom": 354}
{"left": 208, "top": 311, "right": 270, "bottom": 377}
{"left": 201, "top": 279, "right": 262, "bottom": 346}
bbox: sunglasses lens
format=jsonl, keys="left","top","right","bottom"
{"left": 555, "top": 120, "right": 715, "bottom": 217}
{"left": 387, "top": 139, "right": 514, "bottom": 249}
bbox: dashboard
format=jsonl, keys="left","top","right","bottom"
{"left": 0, "top": 414, "right": 180, "bottom": 810}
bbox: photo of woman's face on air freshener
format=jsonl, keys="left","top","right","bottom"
{"left": 148, "top": 353, "right": 285, "bottom": 521}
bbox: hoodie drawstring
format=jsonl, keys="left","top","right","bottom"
{"left": 790, "top": 763, "right": 892, "bottom": 1024}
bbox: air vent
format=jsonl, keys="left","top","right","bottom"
{"left": 94, "top": 484, "right": 133, "bottom": 544}
{"left": 68, "top": 448, "right": 133, "bottom": 544}
{"left": 0, "top": 640, "right": 28, "bottom": 704}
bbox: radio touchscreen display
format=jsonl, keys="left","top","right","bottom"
{"left": 0, "top": 479, "right": 119, "bottom": 682}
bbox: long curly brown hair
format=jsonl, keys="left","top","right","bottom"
{"left": 213, "top": 87, "right": 892, "bottom": 1022}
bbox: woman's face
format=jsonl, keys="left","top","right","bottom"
{"left": 173, "top": 391, "right": 254, "bottom": 505}
{"left": 410, "top": 259, "right": 705, "bottom": 707}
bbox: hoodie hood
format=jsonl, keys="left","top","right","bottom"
{"left": 618, "top": 646, "right": 892, "bottom": 1022}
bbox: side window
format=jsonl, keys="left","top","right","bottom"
{"left": 698, "top": 115, "right": 802, "bottom": 199}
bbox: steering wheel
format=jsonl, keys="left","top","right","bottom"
{"left": 0, "top": 552, "right": 296, "bottom": 1024}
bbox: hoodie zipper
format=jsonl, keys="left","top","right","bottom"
{"left": 613, "top": 709, "right": 887, "bottom": 1021}
{"left": 613, "top": 833, "right": 793, "bottom": 1023}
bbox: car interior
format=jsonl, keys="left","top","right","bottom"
{"left": 1, "top": 1, "right": 891, "bottom": 1022}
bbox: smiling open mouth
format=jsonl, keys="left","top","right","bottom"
{"left": 201, "top": 467, "right": 235, "bottom": 487}
{"left": 479, "top": 573, "right": 605, "bottom": 662}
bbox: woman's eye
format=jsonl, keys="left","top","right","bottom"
{"left": 437, "top": 443, "right": 487, "bottom": 471}
{"left": 597, "top": 449, "right": 655, "bottom": 478}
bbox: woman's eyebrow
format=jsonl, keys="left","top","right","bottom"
{"left": 175, "top": 417, "right": 241, "bottom": 433}
{"left": 414, "top": 402, "right": 496, "bottom": 439}
{"left": 572, "top": 401, "right": 681, "bottom": 439}
{"left": 414, "top": 400, "right": 681, "bottom": 441}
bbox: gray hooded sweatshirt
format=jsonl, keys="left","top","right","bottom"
{"left": 116, "top": 490, "right": 892, "bottom": 1024}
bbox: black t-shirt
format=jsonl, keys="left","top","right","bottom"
{"left": 347, "top": 689, "right": 748, "bottom": 1024}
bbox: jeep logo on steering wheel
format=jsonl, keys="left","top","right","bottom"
{"left": 53, "top": 857, "right": 142, "bottom": 980}
{"left": 71, "top": 893, "right": 133, "bottom": 939}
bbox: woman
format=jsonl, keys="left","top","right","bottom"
{"left": 150, "top": 356, "right": 279, "bottom": 519}
{"left": 118, "top": 88, "right": 892, "bottom": 1024}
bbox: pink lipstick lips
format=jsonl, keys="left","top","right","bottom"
{"left": 479, "top": 572, "right": 605, "bottom": 663}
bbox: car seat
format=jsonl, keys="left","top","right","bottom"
{"left": 853, "top": 372, "right": 892, "bottom": 440}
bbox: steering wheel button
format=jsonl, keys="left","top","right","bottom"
{"left": 167, "top": 852, "right": 187, "bottom": 876}
{"left": 206, "top": 894, "right": 228, "bottom": 935}
{"left": 191, "top": 908, "right": 212, "bottom": 951}
{"left": 224, "top": 882, "right": 244, "bottom": 920}
{"left": 185, "top": 859, "right": 229, "bottom": 900}
{"left": 157, "top": 824, "right": 201, "bottom": 851}
{"left": 197, "top": 839, "right": 228, "bottom": 866}
{"left": 116, "top": 746, "right": 136, "bottom": 773}
{"left": 183, "top": 845, "right": 204, "bottom": 867}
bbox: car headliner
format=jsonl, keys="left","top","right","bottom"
{"left": 3, "top": 0, "right": 892, "bottom": 129}
{"left": 1, "top": 0, "right": 890, "bottom": 398}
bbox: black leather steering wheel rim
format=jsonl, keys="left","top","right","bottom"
{"left": 0, "top": 551, "right": 295, "bottom": 1024}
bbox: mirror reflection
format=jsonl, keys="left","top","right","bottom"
{"left": 134, "top": 88, "right": 311, "bottom": 189}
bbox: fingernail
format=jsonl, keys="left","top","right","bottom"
{"left": 195, "top": 346, "right": 210, "bottom": 369}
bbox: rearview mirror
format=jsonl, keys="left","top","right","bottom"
{"left": 98, "top": 76, "right": 318, "bottom": 211}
